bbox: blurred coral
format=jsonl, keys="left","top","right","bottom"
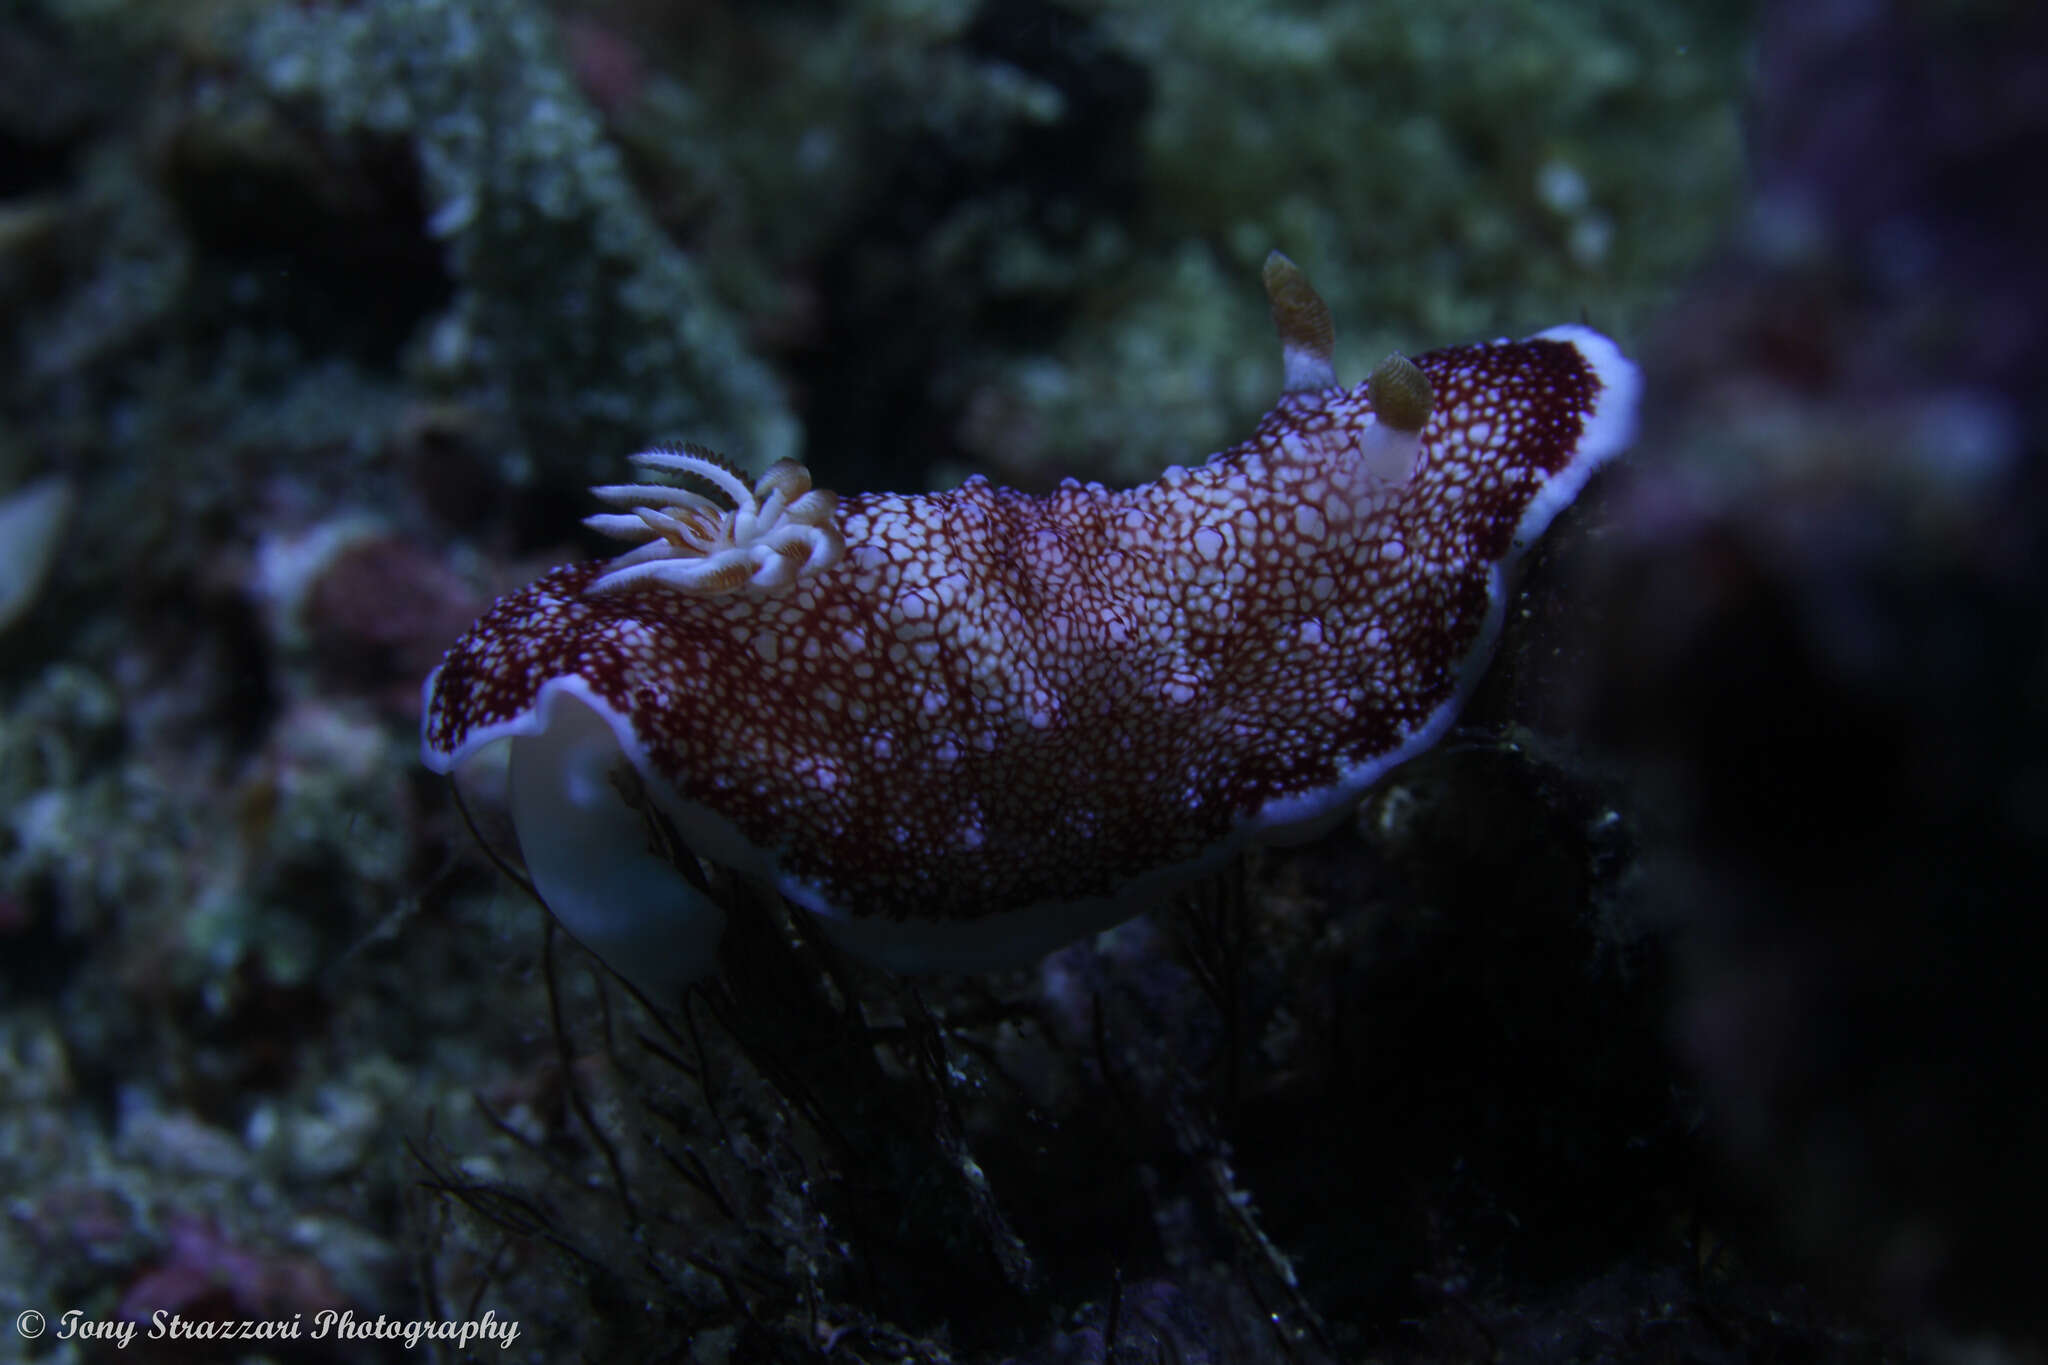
{"left": 1563, "top": 0, "right": 2048, "bottom": 1336}
{"left": 304, "top": 536, "right": 482, "bottom": 718}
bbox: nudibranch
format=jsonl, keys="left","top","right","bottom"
{"left": 422, "top": 254, "right": 1639, "bottom": 998}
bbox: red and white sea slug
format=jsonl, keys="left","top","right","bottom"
{"left": 421, "top": 254, "right": 1640, "bottom": 998}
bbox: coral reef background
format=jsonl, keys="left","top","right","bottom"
{"left": 3, "top": 0, "right": 2042, "bottom": 1360}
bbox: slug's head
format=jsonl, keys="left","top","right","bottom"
{"left": 1262, "top": 249, "right": 1434, "bottom": 489}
